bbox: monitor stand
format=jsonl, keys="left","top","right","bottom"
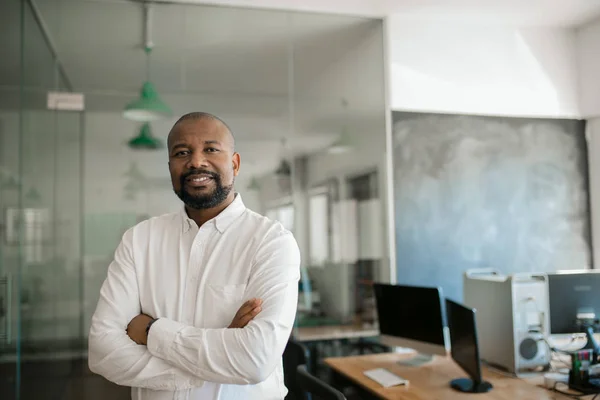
{"left": 450, "top": 378, "right": 493, "bottom": 393}
{"left": 396, "top": 353, "right": 434, "bottom": 367}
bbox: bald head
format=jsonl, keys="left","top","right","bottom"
{"left": 167, "top": 112, "right": 241, "bottom": 211}
{"left": 168, "top": 112, "right": 235, "bottom": 151}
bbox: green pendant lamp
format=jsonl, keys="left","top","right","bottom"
{"left": 123, "top": 4, "right": 171, "bottom": 122}
{"left": 128, "top": 123, "right": 162, "bottom": 150}
{"left": 124, "top": 79, "right": 171, "bottom": 122}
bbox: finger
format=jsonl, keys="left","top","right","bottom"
{"left": 236, "top": 298, "right": 261, "bottom": 316}
{"left": 237, "top": 302, "right": 263, "bottom": 321}
{"left": 236, "top": 306, "right": 262, "bottom": 327}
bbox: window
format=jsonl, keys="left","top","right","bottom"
{"left": 265, "top": 203, "right": 294, "bottom": 232}
{"left": 309, "top": 192, "right": 329, "bottom": 266}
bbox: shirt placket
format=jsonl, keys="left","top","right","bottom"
{"left": 182, "top": 224, "right": 212, "bottom": 326}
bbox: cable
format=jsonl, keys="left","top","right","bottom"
{"left": 551, "top": 381, "right": 581, "bottom": 399}
{"left": 553, "top": 381, "right": 600, "bottom": 400}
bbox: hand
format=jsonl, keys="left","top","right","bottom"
{"left": 127, "top": 314, "right": 154, "bottom": 345}
{"left": 228, "top": 298, "right": 262, "bottom": 328}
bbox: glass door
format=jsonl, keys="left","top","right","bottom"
{"left": 0, "top": 1, "right": 26, "bottom": 397}
{"left": 1, "top": 1, "right": 84, "bottom": 399}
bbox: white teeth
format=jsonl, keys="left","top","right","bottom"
{"left": 191, "top": 176, "right": 210, "bottom": 182}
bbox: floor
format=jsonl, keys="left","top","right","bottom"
{"left": 0, "top": 339, "right": 383, "bottom": 400}
{"left": 0, "top": 358, "right": 130, "bottom": 400}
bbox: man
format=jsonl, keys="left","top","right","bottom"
{"left": 88, "top": 112, "right": 301, "bottom": 400}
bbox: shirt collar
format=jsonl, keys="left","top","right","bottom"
{"left": 180, "top": 193, "right": 246, "bottom": 234}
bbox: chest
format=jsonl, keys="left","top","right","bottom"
{"left": 135, "top": 225, "right": 259, "bottom": 326}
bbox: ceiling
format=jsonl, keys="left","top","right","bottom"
{"left": 0, "top": 0, "right": 387, "bottom": 177}
{"left": 168, "top": 0, "right": 600, "bottom": 27}
{"left": 8, "top": 0, "right": 593, "bottom": 176}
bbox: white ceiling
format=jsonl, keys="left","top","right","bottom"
{"left": 11, "top": 0, "right": 595, "bottom": 177}
{"left": 170, "top": 0, "right": 600, "bottom": 27}
{"left": 0, "top": 0, "right": 386, "bottom": 177}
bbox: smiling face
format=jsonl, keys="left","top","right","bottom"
{"left": 168, "top": 117, "right": 240, "bottom": 210}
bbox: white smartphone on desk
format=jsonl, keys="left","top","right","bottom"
{"left": 364, "top": 368, "right": 409, "bottom": 388}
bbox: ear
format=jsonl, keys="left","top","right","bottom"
{"left": 232, "top": 152, "right": 241, "bottom": 176}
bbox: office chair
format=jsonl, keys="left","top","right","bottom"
{"left": 283, "top": 339, "right": 311, "bottom": 400}
{"left": 296, "top": 365, "right": 347, "bottom": 400}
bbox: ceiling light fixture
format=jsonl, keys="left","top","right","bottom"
{"left": 123, "top": 3, "right": 172, "bottom": 122}
{"left": 128, "top": 123, "right": 163, "bottom": 150}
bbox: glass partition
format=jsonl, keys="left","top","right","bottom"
{"left": 0, "top": 1, "right": 84, "bottom": 398}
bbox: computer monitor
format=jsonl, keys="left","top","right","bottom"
{"left": 446, "top": 299, "right": 493, "bottom": 394}
{"left": 547, "top": 270, "right": 600, "bottom": 334}
{"left": 547, "top": 270, "right": 600, "bottom": 362}
{"left": 373, "top": 283, "right": 449, "bottom": 366}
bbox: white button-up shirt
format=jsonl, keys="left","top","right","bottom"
{"left": 88, "top": 195, "right": 300, "bottom": 400}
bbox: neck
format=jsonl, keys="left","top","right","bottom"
{"left": 185, "top": 192, "right": 236, "bottom": 227}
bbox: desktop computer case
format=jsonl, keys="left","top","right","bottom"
{"left": 463, "top": 269, "right": 551, "bottom": 375}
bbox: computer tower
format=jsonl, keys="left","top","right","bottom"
{"left": 463, "top": 269, "right": 551, "bottom": 375}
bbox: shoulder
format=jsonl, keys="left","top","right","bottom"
{"left": 243, "top": 208, "right": 296, "bottom": 242}
{"left": 241, "top": 209, "right": 300, "bottom": 264}
{"left": 122, "top": 211, "right": 180, "bottom": 241}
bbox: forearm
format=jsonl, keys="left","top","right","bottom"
{"left": 147, "top": 280, "right": 298, "bottom": 385}
{"left": 88, "top": 228, "right": 204, "bottom": 390}
{"left": 88, "top": 318, "right": 204, "bottom": 390}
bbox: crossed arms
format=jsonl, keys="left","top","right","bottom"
{"left": 88, "top": 228, "right": 300, "bottom": 391}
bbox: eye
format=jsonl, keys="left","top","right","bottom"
{"left": 173, "top": 150, "right": 190, "bottom": 157}
{"left": 206, "top": 147, "right": 219, "bottom": 153}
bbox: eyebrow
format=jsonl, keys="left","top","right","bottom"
{"left": 169, "top": 140, "right": 222, "bottom": 151}
{"left": 169, "top": 143, "right": 187, "bottom": 153}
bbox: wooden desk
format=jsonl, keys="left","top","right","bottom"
{"left": 325, "top": 352, "right": 574, "bottom": 400}
{"left": 294, "top": 324, "right": 378, "bottom": 342}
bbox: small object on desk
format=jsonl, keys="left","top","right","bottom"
{"left": 363, "top": 368, "right": 409, "bottom": 388}
{"left": 543, "top": 372, "right": 568, "bottom": 389}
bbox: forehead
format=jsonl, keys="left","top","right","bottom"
{"left": 168, "top": 118, "right": 229, "bottom": 148}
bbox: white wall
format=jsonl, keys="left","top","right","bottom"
{"left": 387, "top": 16, "right": 580, "bottom": 118}
{"left": 577, "top": 16, "right": 600, "bottom": 118}
{"left": 577, "top": 17, "right": 600, "bottom": 267}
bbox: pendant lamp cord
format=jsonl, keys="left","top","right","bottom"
{"left": 144, "top": 2, "right": 154, "bottom": 82}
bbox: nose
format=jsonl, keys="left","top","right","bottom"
{"left": 186, "top": 151, "right": 209, "bottom": 170}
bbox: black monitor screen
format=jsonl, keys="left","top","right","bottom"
{"left": 373, "top": 283, "right": 446, "bottom": 346}
{"left": 548, "top": 272, "right": 600, "bottom": 334}
{"left": 446, "top": 299, "right": 482, "bottom": 382}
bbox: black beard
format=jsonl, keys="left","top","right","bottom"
{"left": 174, "top": 169, "right": 234, "bottom": 210}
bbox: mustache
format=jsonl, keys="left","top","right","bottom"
{"left": 181, "top": 169, "right": 220, "bottom": 181}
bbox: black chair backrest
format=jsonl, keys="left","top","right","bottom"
{"left": 296, "top": 365, "right": 347, "bottom": 400}
{"left": 283, "top": 339, "right": 311, "bottom": 400}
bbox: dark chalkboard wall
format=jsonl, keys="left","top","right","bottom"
{"left": 392, "top": 112, "right": 590, "bottom": 301}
